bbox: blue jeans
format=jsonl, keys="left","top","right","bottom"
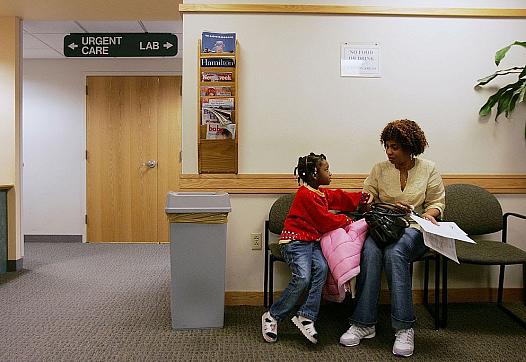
{"left": 350, "top": 227, "right": 427, "bottom": 331}
{"left": 269, "top": 241, "right": 328, "bottom": 322}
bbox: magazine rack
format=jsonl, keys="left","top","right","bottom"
{"left": 197, "top": 39, "right": 239, "bottom": 174}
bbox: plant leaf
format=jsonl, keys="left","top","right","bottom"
{"left": 495, "top": 45, "right": 512, "bottom": 66}
{"left": 496, "top": 89, "right": 513, "bottom": 120}
{"left": 495, "top": 80, "right": 524, "bottom": 119}
{"left": 495, "top": 41, "right": 526, "bottom": 66}
{"left": 507, "top": 91, "right": 520, "bottom": 116}
{"left": 476, "top": 73, "right": 499, "bottom": 86}
{"left": 518, "top": 82, "right": 526, "bottom": 103}
{"left": 479, "top": 83, "right": 518, "bottom": 117}
{"left": 520, "top": 67, "right": 526, "bottom": 79}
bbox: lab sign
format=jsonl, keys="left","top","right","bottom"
{"left": 64, "top": 33, "right": 178, "bottom": 57}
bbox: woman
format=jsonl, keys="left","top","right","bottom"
{"left": 339, "top": 119, "right": 445, "bottom": 357}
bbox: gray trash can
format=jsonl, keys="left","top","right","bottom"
{"left": 165, "top": 191, "right": 231, "bottom": 329}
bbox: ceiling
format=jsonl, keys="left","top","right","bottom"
{"left": 23, "top": 20, "right": 183, "bottom": 59}
{"left": 0, "top": 0, "right": 182, "bottom": 21}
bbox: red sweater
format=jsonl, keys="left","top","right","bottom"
{"left": 280, "top": 185, "right": 362, "bottom": 243}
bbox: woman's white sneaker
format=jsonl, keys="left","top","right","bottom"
{"left": 339, "top": 324, "right": 376, "bottom": 346}
{"left": 261, "top": 311, "right": 278, "bottom": 343}
{"left": 291, "top": 315, "right": 318, "bottom": 344}
{"left": 392, "top": 328, "right": 414, "bottom": 357}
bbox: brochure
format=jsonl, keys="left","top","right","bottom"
{"left": 202, "top": 97, "right": 234, "bottom": 110}
{"left": 206, "top": 123, "right": 236, "bottom": 140}
{"left": 201, "top": 32, "right": 236, "bottom": 54}
{"left": 202, "top": 108, "right": 233, "bottom": 126}
{"left": 200, "top": 86, "right": 233, "bottom": 97}
{"left": 201, "top": 58, "right": 235, "bottom": 67}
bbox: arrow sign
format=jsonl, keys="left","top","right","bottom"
{"left": 63, "top": 33, "right": 178, "bottom": 57}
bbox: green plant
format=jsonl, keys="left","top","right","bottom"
{"left": 476, "top": 41, "right": 526, "bottom": 137}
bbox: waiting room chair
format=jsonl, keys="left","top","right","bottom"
{"left": 440, "top": 183, "right": 526, "bottom": 328}
{"left": 263, "top": 193, "right": 294, "bottom": 308}
{"left": 413, "top": 250, "right": 442, "bottom": 330}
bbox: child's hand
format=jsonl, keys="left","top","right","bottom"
{"left": 357, "top": 192, "right": 371, "bottom": 213}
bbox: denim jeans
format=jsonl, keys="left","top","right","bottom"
{"left": 350, "top": 227, "right": 427, "bottom": 331}
{"left": 269, "top": 240, "right": 328, "bottom": 322}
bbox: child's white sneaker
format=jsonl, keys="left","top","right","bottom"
{"left": 291, "top": 315, "right": 318, "bottom": 344}
{"left": 261, "top": 311, "right": 277, "bottom": 343}
{"left": 392, "top": 328, "right": 414, "bottom": 357}
{"left": 339, "top": 324, "right": 376, "bottom": 346}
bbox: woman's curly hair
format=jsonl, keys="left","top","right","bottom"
{"left": 380, "top": 119, "right": 428, "bottom": 156}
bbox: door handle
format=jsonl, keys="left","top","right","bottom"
{"left": 142, "top": 160, "right": 157, "bottom": 168}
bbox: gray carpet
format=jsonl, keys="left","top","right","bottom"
{"left": 0, "top": 242, "right": 525, "bottom": 361}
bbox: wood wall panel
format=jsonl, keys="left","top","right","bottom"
{"left": 180, "top": 174, "right": 526, "bottom": 194}
{"left": 179, "top": 4, "right": 526, "bottom": 18}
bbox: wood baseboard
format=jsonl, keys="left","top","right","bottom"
{"left": 225, "top": 288, "right": 524, "bottom": 306}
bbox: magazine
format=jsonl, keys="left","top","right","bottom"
{"left": 202, "top": 108, "right": 233, "bottom": 126}
{"left": 202, "top": 97, "right": 234, "bottom": 110}
{"left": 201, "top": 58, "right": 235, "bottom": 68}
{"left": 200, "top": 86, "right": 233, "bottom": 97}
{"left": 201, "top": 72, "right": 233, "bottom": 82}
{"left": 201, "top": 32, "right": 236, "bottom": 54}
{"left": 206, "top": 123, "right": 236, "bottom": 140}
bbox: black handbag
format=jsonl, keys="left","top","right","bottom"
{"left": 363, "top": 203, "right": 410, "bottom": 248}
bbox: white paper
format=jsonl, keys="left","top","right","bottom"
{"left": 410, "top": 215, "right": 476, "bottom": 243}
{"left": 422, "top": 232, "right": 459, "bottom": 264}
{"left": 340, "top": 42, "right": 381, "bottom": 77}
{"left": 410, "top": 214, "right": 476, "bottom": 263}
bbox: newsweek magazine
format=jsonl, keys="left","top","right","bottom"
{"left": 201, "top": 32, "right": 236, "bottom": 54}
{"left": 201, "top": 72, "right": 233, "bottom": 82}
{"left": 200, "top": 86, "right": 233, "bottom": 97}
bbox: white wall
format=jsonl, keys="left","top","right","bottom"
{"left": 182, "top": 14, "right": 526, "bottom": 174}
{"left": 22, "top": 58, "right": 181, "bottom": 236}
{"left": 181, "top": 9, "right": 526, "bottom": 291}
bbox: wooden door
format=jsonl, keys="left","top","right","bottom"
{"left": 86, "top": 76, "right": 181, "bottom": 243}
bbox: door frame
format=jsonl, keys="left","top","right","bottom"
{"left": 82, "top": 72, "right": 182, "bottom": 242}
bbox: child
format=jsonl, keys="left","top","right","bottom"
{"left": 262, "top": 152, "right": 366, "bottom": 344}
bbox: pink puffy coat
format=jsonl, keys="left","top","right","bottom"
{"left": 320, "top": 219, "right": 368, "bottom": 302}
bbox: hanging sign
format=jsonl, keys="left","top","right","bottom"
{"left": 340, "top": 42, "right": 381, "bottom": 77}
{"left": 64, "top": 33, "right": 178, "bottom": 57}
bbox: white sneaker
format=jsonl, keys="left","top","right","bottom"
{"left": 261, "top": 311, "right": 277, "bottom": 343}
{"left": 393, "top": 328, "right": 414, "bottom": 357}
{"left": 291, "top": 315, "right": 318, "bottom": 344}
{"left": 339, "top": 324, "right": 376, "bottom": 346}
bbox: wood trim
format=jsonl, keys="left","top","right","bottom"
{"left": 166, "top": 212, "right": 229, "bottom": 224}
{"left": 179, "top": 4, "right": 526, "bottom": 18}
{"left": 0, "top": 185, "right": 14, "bottom": 190}
{"left": 180, "top": 174, "right": 526, "bottom": 194}
{"left": 225, "top": 288, "right": 524, "bottom": 306}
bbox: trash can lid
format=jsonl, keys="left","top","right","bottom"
{"left": 165, "top": 192, "right": 231, "bottom": 213}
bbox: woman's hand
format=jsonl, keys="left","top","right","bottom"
{"left": 421, "top": 213, "right": 439, "bottom": 225}
{"left": 395, "top": 201, "right": 413, "bottom": 215}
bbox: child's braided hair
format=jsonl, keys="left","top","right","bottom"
{"left": 294, "top": 152, "right": 326, "bottom": 185}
